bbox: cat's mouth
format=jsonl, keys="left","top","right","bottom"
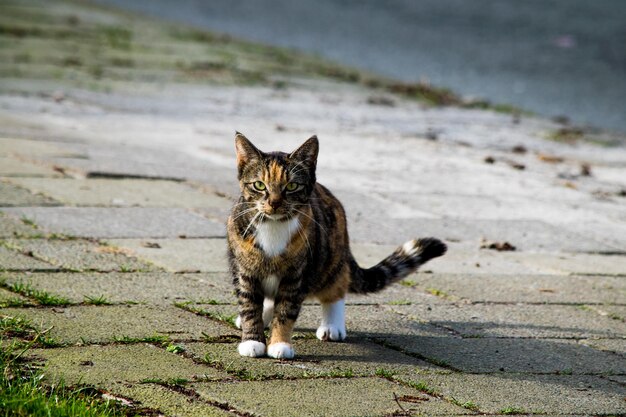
{"left": 263, "top": 213, "right": 289, "bottom": 221}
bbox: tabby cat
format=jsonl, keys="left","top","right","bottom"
{"left": 227, "top": 133, "right": 446, "bottom": 359}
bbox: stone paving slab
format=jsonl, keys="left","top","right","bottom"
{"left": 583, "top": 304, "right": 626, "bottom": 323}
{"left": 508, "top": 252, "right": 626, "bottom": 276}
{"left": 0, "top": 272, "right": 234, "bottom": 305}
{"left": 0, "top": 137, "right": 74, "bottom": 158}
{"left": 0, "top": 245, "right": 55, "bottom": 271}
{"left": 0, "top": 212, "right": 40, "bottom": 238}
{"left": 381, "top": 334, "right": 626, "bottom": 375}
{"left": 0, "top": 306, "right": 233, "bottom": 344}
{"left": 0, "top": 157, "right": 61, "bottom": 177}
{"left": 580, "top": 338, "right": 626, "bottom": 358}
{"left": 30, "top": 142, "right": 240, "bottom": 196}
{"left": 0, "top": 207, "right": 225, "bottom": 238}
{"left": 192, "top": 378, "right": 468, "bottom": 417}
{"left": 105, "top": 383, "right": 235, "bottom": 417}
{"left": 0, "top": 182, "right": 60, "bottom": 207}
{"left": 400, "top": 273, "right": 626, "bottom": 304}
{"left": 5, "top": 239, "right": 158, "bottom": 272}
{"left": 7, "top": 178, "right": 233, "bottom": 209}
{"left": 183, "top": 338, "right": 441, "bottom": 380}
{"left": 397, "top": 372, "right": 626, "bottom": 415}
{"left": 106, "top": 238, "right": 229, "bottom": 272}
{"left": 30, "top": 344, "right": 226, "bottom": 385}
{"left": 347, "top": 216, "right": 618, "bottom": 253}
{"left": 345, "top": 282, "right": 451, "bottom": 305}
{"left": 387, "top": 303, "right": 626, "bottom": 339}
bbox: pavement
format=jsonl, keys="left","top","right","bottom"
{"left": 1, "top": 1, "right": 626, "bottom": 416}
{"left": 93, "top": 0, "right": 626, "bottom": 133}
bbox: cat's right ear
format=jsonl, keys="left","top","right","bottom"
{"left": 235, "top": 132, "right": 261, "bottom": 171}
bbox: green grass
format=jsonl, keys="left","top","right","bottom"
{"left": 6, "top": 281, "right": 72, "bottom": 306}
{"left": 500, "top": 406, "right": 527, "bottom": 415}
{"left": 449, "top": 398, "right": 480, "bottom": 412}
{"left": 404, "top": 380, "right": 439, "bottom": 397}
{"left": 83, "top": 295, "right": 112, "bottom": 306}
{"left": 0, "top": 317, "right": 125, "bottom": 416}
{"left": 165, "top": 344, "right": 185, "bottom": 354}
{"left": 425, "top": 288, "right": 449, "bottom": 298}
{"left": 176, "top": 303, "right": 237, "bottom": 327}
{"left": 375, "top": 368, "right": 396, "bottom": 379}
{"left": 0, "top": 297, "right": 30, "bottom": 308}
{"left": 19, "top": 217, "right": 38, "bottom": 228}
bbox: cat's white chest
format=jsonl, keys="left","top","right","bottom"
{"left": 255, "top": 217, "right": 300, "bottom": 257}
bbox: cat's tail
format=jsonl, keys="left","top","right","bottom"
{"left": 348, "top": 238, "right": 447, "bottom": 294}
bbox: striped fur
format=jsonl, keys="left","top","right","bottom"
{"left": 227, "top": 133, "right": 446, "bottom": 358}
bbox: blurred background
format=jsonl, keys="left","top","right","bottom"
{"left": 92, "top": 0, "right": 626, "bottom": 133}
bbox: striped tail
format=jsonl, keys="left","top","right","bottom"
{"left": 348, "top": 237, "right": 447, "bottom": 294}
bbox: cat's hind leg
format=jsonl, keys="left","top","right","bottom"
{"left": 316, "top": 298, "right": 346, "bottom": 341}
{"left": 315, "top": 266, "right": 349, "bottom": 342}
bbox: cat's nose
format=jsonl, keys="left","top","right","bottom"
{"left": 268, "top": 198, "right": 281, "bottom": 210}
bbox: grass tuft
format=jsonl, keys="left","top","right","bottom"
{"left": 449, "top": 397, "right": 480, "bottom": 411}
{"left": 83, "top": 295, "right": 112, "bottom": 306}
{"left": 375, "top": 368, "right": 396, "bottom": 379}
{"left": 405, "top": 380, "right": 439, "bottom": 397}
{"left": 500, "top": 406, "right": 527, "bottom": 415}
{"left": 7, "top": 281, "right": 72, "bottom": 306}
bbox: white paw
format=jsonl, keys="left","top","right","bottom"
{"left": 237, "top": 340, "right": 266, "bottom": 357}
{"left": 267, "top": 342, "right": 295, "bottom": 359}
{"left": 235, "top": 315, "right": 242, "bottom": 329}
{"left": 316, "top": 324, "right": 346, "bottom": 341}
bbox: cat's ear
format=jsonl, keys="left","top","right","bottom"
{"left": 235, "top": 132, "right": 262, "bottom": 169}
{"left": 290, "top": 135, "right": 319, "bottom": 168}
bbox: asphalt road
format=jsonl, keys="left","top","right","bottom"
{"left": 93, "top": 0, "right": 626, "bottom": 133}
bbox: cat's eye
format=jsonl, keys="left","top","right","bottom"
{"left": 252, "top": 181, "right": 266, "bottom": 191}
{"left": 285, "top": 182, "right": 300, "bottom": 192}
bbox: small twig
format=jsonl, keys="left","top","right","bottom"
{"left": 393, "top": 392, "right": 408, "bottom": 413}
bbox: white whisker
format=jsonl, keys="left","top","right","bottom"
{"left": 293, "top": 208, "right": 327, "bottom": 235}
{"left": 296, "top": 221, "right": 313, "bottom": 257}
{"left": 231, "top": 207, "right": 258, "bottom": 221}
{"left": 242, "top": 211, "right": 262, "bottom": 238}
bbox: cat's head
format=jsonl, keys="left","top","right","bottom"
{"left": 234, "top": 132, "right": 318, "bottom": 221}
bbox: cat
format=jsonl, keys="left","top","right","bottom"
{"left": 227, "top": 133, "right": 446, "bottom": 359}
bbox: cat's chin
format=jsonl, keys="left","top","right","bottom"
{"left": 263, "top": 213, "right": 289, "bottom": 221}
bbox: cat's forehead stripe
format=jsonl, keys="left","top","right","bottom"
{"left": 263, "top": 159, "right": 288, "bottom": 183}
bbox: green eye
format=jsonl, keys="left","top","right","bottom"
{"left": 285, "top": 182, "right": 299, "bottom": 192}
{"left": 253, "top": 181, "right": 266, "bottom": 191}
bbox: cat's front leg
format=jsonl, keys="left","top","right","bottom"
{"left": 267, "top": 289, "right": 304, "bottom": 359}
{"left": 236, "top": 275, "right": 266, "bottom": 357}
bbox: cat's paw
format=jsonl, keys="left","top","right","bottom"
{"left": 316, "top": 324, "right": 346, "bottom": 342}
{"left": 235, "top": 315, "right": 242, "bottom": 329}
{"left": 238, "top": 340, "right": 266, "bottom": 357}
{"left": 267, "top": 343, "right": 295, "bottom": 359}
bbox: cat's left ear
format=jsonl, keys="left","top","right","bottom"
{"left": 290, "top": 135, "right": 319, "bottom": 169}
